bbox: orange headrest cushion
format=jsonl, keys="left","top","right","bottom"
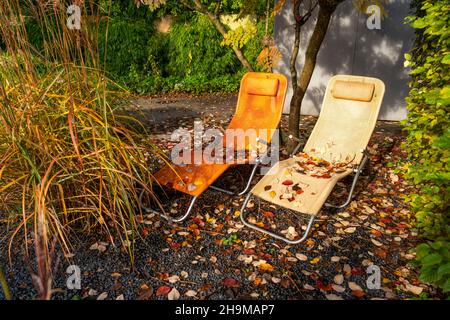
{"left": 246, "top": 77, "right": 280, "bottom": 97}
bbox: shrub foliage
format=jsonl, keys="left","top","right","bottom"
{"left": 404, "top": 0, "right": 450, "bottom": 293}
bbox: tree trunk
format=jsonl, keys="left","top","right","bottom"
{"left": 287, "top": 0, "right": 302, "bottom": 152}
{"left": 189, "top": 0, "right": 254, "bottom": 72}
{"left": 287, "top": 3, "right": 337, "bottom": 153}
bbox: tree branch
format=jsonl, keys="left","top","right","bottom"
{"left": 290, "top": 0, "right": 303, "bottom": 94}
{"left": 214, "top": 0, "right": 221, "bottom": 18}
{"left": 187, "top": 0, "right": 254, "bottom": 71}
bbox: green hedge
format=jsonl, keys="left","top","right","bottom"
{"left": 9, "top": 1, "right": 267, "bottom": 94}
{"left": 98, "top": 11, "right": 267, "bottom": 94}
{"left": 404, "top": 0, "right": 450, "bottom": 294}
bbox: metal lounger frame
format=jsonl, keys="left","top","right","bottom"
{"left": 239, "top": 136, "right": 370, "bottom": 244}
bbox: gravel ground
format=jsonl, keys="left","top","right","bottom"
{"left": 0, "top": 93, "right": 438, "bottom": 300}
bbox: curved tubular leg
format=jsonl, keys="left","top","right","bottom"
{"left": 240, "top": 193, "right": 316, "bottom": 245}
{"left": 210, "top": 160, "right": 260, "bottom": 196}
{"left": 139, "top": 189, "right": 198, "bottom": 223}
{"left": 325, "top": 155, "right": 369, "bottom": 209}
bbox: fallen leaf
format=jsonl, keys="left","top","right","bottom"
{"left": 295, "top": 253, "right": 308, "bottom": 261}
{"left": 310, "top": 257, "right": 321, "bottom": 264}
{"left": 282, "top": 226, "right": 298, "bottom": 240}
{"left": 331, "top": 256, "right": 340, "bottom": 262}
{"left": 343, "top": 264, "right": 352, "bottom": 276}
{"left": 334, "top": 274, "right": 344, "bottom": 285}
{"left": 344, "top": 227, "right": 357, "bottom": 234}
{"left": 332, "top": 284, "right": 346, "bottom": 293}
{"left": 316, "top": 281, "right": 333, "bottom": 291}
{"left": 271, "top": 277, "right": 282, "bottom": 284}
{"left": 258, "top": 263, "right": 275, "bottom": 272}
{"left": 348, "top": 282, "right": 363, "bottom": 291}
{"left": 97, "top": 292, "right": 108, "bottom": 300}
{"left": 222, "top": 278, "right": 239, "bottom": 287}
{"left": 371, "top": 239, "right": 383, "bottom": 247}
{"left": 326, "top": 294, "right": 343, "bottom": 300}
{"left": 168, "top": 288, "right": 180, "bottom": 300}
{"left": 351, "top": 267, "right": 364, "bottom": 276}
{"left": 304, "top": 284, "right": 315, "bottom": 290}
{"left": 137, "top": 284, "right": 153, "bottom": 300}
{"left": 185, "top": 290, "right": 197, "bottom": 297}
{"left": 404, "top": 283, "right": 423, "bottom": 295}
{"left": 167, "top": 275, "right": 180, "bottom": 284}
{"left": 156, "top": 285, "right": 171, "bottom": 296}
{"left": 352, "top": 290, "right": 365, "bottom": 298}
{"left": 263, "top": 211, "right": 275, "bottom": 218}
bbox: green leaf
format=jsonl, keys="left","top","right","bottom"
{"left": 416, "top": 243, "right": 431, "bottom": 259}
{"left": 422, "top": 253, "right": 443, "bottom": 267}
{"left": 437, "top": 263, "right": 450, "bottom": 278}
{"left": 443, "top": 279, "right": 450, "bottom": 293}
{"left": 411, "top": 19, "right": 428, "bottom": 29}
{"left": 442, "top": 54, "right": 450, "bottom": 65}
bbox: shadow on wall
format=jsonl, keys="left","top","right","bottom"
{"left": 274, "top": 0, "right": 415, "bottom": 121}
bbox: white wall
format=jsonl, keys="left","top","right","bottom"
{"left": 274, "top": 0, "right": 415, "bottom": 121}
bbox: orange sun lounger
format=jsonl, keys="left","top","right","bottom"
{"left": 240, "top": 75, "right": 386, "bottom": 244}
{"left": 140, "top": 72, "right": 288, "bottom": 222}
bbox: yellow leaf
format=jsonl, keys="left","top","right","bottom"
{"left": 310, "top": 257, "right": 321, "bottom": 264}
{"left": 259, "top": 263, "right": 275, "bottom": 272}
{"left": 256, "top": 221, "right": 265, "bottom": 228}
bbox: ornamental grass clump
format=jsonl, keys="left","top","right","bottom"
{"left": 0, "top": 0, "right": 161, "bottom": 298}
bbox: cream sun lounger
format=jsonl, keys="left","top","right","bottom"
{"left": 240, "top": 75, "right": 385, "bottom": 244}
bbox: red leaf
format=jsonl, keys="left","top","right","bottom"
{"left": 316, "top": 281, "right": 333, "bottom": 291}
{"left": 371, "top": 229, "right": 382, "bottom": 237}
{"left": 170, "top": 242, "right": 181, "bottom": 249}
{"left": 222, "top": 278, "right": 239, "bottom": 287}
{"left": 380, "top": 218, "right": 392, "bottom": 224}
{"left": 263, "top": 211, "right": 275, "bottom": 218}
{"left": 352, "top": 290, "right": 365, "bottom": 298}
{"left": 351, "top": 267, "right": 364, "bottom": 276}
{"left": 243, "top": 249, "right": 255, "bottom": 255}
{"left": 156, "top": 285, "right": 171, "bottom": 296}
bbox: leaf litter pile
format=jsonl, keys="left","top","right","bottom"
{"left": 0, "top": 96, "right": 439, "bottom": 300}
{"left": 261, "top": 152, "right": 355, "bottom": 206}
